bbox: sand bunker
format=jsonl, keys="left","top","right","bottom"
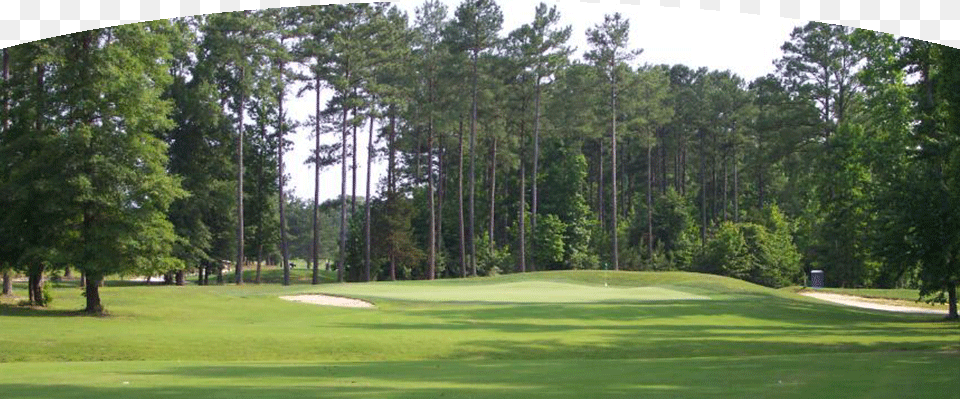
{"left": 800, "top": 292, "right": 945, "bottom": 315}
{"left": 279, "top": 294, "right": 375, "bottom": 308}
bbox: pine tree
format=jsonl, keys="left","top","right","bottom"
{"left": 585, "top": 13, "right": 642, "bottom": 271}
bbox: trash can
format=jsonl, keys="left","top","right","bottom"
{"left": 810, "top": 270, "right": 824, "bottom": 288}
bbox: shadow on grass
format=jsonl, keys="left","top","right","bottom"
{"left": 4, "top": 351, "right": 957, "bottom": 399}
{"left": 0, "top": 303, "right": 93, "bottom": 318}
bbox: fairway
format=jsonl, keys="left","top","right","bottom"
{"left": 1, "top": 271, "right": 958, "bottom": 398}
{"left": 313, "top": 280, "right": 708, "bottom": 303}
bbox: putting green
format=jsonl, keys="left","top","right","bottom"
{"left": 314, "top": 280, "right": 708, "bottom": 303}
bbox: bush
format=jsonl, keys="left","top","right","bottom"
{"left": 41, "top": 281, "right": 53, "bottom": 306}
{"left": 532, "top": 214, "right": 567, "bottom": 270}
{"left": 694, "top": 212, "right": 802, "bottom": 288}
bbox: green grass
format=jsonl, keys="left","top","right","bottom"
{"left": 1, "top": 270, "right": 957, "bottom": 398}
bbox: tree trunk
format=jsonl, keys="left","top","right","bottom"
{"left": 278, "top": 57, "right": 290, "bottom": 287}
{"left": 390, "top": 255, "right": 396, "bottom": 281}
{"left": 256, "top": 244, "right": 262, "bottom": 284}
{"left": 28, "top": 264, "right": 45, "bottom": 306}
{"left": 1, "top": 48, "right": 7, "bottom": 130}
{"left": 84, "top": 273, "right": 103, "bottom": 314}
{"left": 427, "top": 99, "right": 436, "bottom": 280}
{"left": 700, "top": 128, "right": 706, "bottom": 245}
{"left": 611, "top": 75, "right": 619, "bottom": 271}
{"left": 733, "top": 144, "right": 739, "bottom": 223}
{"left": 338, "top": 86, "right": 349, "bottom": 283}
{"left": 647, "top": 144, "right": 653, "bottom": 259}
{"left": 312, "top": 77, "right": 322, "bottom": 285}
{"left": 437, "top": 133, "right": 445, "bottom": 276}
{"left": 236, "top": 66, "right": 245, "bottom": 285}
{"left": 519, "top": 132, "right": 527, "bottom": 273}
{"left": 364, "top": 114, "right": 374, "bottom": 282}
{"left": 722, "top": 151, "right": 728, "bottom": 223}
{"left": 2, "top": 269, "right": 10, "bottom": 296}
{"left": 351, "top": 89, "right": 358, "bottom": 216}
{"left": 458, "top": 117, "right": 466, "bottom": 278}
{"left": 597, "top": 137, "right": 604, "bottom": 232}
{"left": 1, "top": 53, "right": 7, "bottom": 284}
{"left": 175, "top": 270, "right": 185, "bottom": 286}
{"left": 660, "top": 130, "right": 668, "bottom": 194}
{"left": 469, "top": 53, "right": 478, "bottom": 278}
{"left": 947, "top": 282, "right": 958, "bottom": 320}
{"left": 488, "top": 136, "right": 497, "bottom": 250}
{"left": 532, "top": 77, "right": 541, "bottom": 257}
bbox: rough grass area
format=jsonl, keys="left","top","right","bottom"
{"left": 1, "top": 271, "right": 957, "bottom": 398}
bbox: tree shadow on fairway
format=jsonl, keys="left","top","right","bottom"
{"left": 0, "top": 303, "right": 92, "bottom": 318}
{"left": 326, "top": 296, "right": 959, "bottom": 359}
{"left": 4, "top": 351, "right": 957, "bottom": 399}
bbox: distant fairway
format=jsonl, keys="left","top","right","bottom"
{"left": 314, "top": 280, "right": 708, "bottom": 303}
{"left": 1, "top": 271, "right": 957, "bottom": 398}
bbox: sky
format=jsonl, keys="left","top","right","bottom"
{"left": 281, "top": 0, "right": 803, "bottom": 203}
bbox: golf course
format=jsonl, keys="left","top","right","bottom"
{"left": 1, "top": 270, "right": 957, "bottom": 398}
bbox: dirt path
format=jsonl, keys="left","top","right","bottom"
{"left": 279, "top": 294, "right": 375, "bottom": 308}
{"left": 800, "top": 291, "right": 946, "bottom": 315}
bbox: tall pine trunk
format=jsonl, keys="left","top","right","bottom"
{"left": 458, "top": 118, "right": 466, "bottom": 278}
{"left": 733, "top": 143, "right": 739, "bottom": 223}
{"left": 364, "top": 113, "right": 374, "bottom": 282}
{"left": 597, "top": 137, "right": 604, "bottom": 230}
{"left": 488, "top": 136, "right": 497, "bottom": 250}
{"left": 427, "top": 98, "right": 436, "bottom": 280}
{"left": 647, "top": 144, "right": 653, "bottom": 259}
{"left": 256, "top": 244, "right": 262, "bottom": 284}
{"left": 531, "top": 77, "right": 541, "bottom": 269}
{"left": 235, "top": 66, "right": 245, "bottom": 285}
{"left": 337, "top": 83, "right": 349, "bottom": 283}
{"left": 699, "top": 128, "right": 706, "bottom": 245}
{"left": 519, "top": 126, "right": 527, "bottom": 273}
{"left": 278, "top": 58, "right": 290, "bottom": 287}
{"left": 1, "top": 49, "right": 8, "bottom": 295}
{"left": 312, "top": 76, "right": 322, "bottom": 284}
{"left": 437, "top": 133, "right": 445, "bottom": 276}
{"left": 611, "top": 75, "right": 619, "bottom": 271}
{"left": 351, "top": 89, "right": 358, "bottom": 215}
{"left": 469, "top": 54, "right": 478, "bottom": 277}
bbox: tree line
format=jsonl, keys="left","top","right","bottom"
{"left": 0, "top": 2, "right": 957, "bottom": 318}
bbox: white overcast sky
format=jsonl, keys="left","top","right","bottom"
{"left": 282, "top": 0, "right": 803, "bottom": 202}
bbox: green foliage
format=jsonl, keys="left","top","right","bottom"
{"left": 696, "top": 209, "right": 801, "bottom": 288}
{"left": 531, "top": 214, "right": 566, "bottom": 270}
{"left": 811, "top": 123, "right": 879, "bottom": 287}
{"left": 650, "top": 188, "right": 697, "bottom": 269}
{"left": 474, "top": 235, "right": 510, "bottom": 276}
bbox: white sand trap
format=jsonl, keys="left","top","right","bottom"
{"left": 800, "top": 292, "right": 946, "bottom": 315}
{"left": 280, "top": 294, "right": 375, "bottom": 308}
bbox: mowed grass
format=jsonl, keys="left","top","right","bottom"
{"left": 315, "top": 280, "right": 708, "bottom": 303}
{"left": 0, "top": 271, "right": 957, "bottom": 398}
